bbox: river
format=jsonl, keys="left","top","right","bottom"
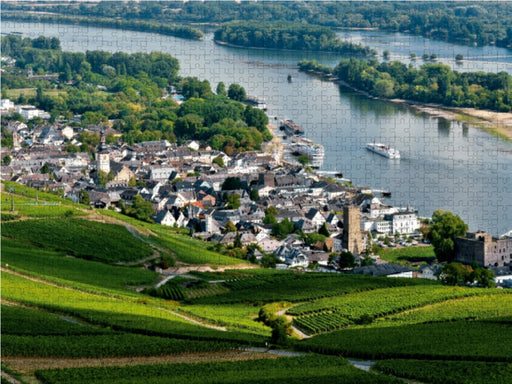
{"left": 4, "top": 20, "right": 512, "bottom": 236}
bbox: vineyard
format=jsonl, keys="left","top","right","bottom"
{"left": 192, "top": 272, "right": 432, "bottom": 304}
{"left": 2, "top": 238, "right": 158, "bottom": 292}
{"left": 3, "top": 334, "right": 235, "bottom": 358}
{"left": 288, "top": 285, "right": 503, "bottom": 334}
{"left": 1, "top": 271, "right": 265, "bottom": 345}
{"left": 1, "top": 218, "right": 153, "bottom": 263}
{"left": 298, "top": 320, "right": 512, "bottom": 361}
{"left": 177, "top": 304, "right": 271, "bottom": 335}
{"left": 374, "top": 359, "right": 512, "bottom": 384}
{"left": 372, "top": 293, "right": 512, "bottom": 327}
{"left": 1, "top": 181, "right": 511, "bottom": 383}
{"left": 34, "top": 355, "right": 403, "bottom": 384}
{"left": 1, "top": 194, "right": 86, "bottom": 217}
{"left": 152, "top": 232, "right": 247, "bottom": 265}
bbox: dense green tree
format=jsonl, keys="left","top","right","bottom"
{"left": 225, "top": 193, "right": 241, "bottom": 209}
{"left": 319, "top": 222, "right": 330, "bottom": 237}
{"left": 470, "top": 266, "right": 496, "bottom": 288}
{"left": 97, "top": 170, "right": 109, "bottom": 187}
{"left": 222, "top": 177, "right": 243, "bottom": 190}
{"left": 216, "top": 82, "right": 227, "bottom": 96}
{"left": 427, "top": 210, "right": 468, "bottom": 262}
{"left": 227, "top": 83, "right": 246, "bottom": 102}
{"left": 305, "top": 232, "right": 326, "bottom": 246}
{"left": 2, "top": 155, "right": 12, "bottom": 166}
{"left": 263, "top": 213, "right": 277, "bottom": 225}
{"left": 272, "top": 218, "right": 295, "bottom": 240}
{"left": 439, "top": 262, "right": 473, "bottom": 286}
{"left": 250, "top": 188, "right": 259, "bottom": 202}
{"left": 261, "top": 253, "right": 279, "bottom": 268}
{"left": 40, "top": 163, "right": 51, "bottom": 174}
{"left": 361, "top": 256, "right": 375, "bottom": 266}
{"left": 234, "top": 232, "right": 243, "bottom": 249}
{"left": 78, "top": 189, "right": 90, "bottom": 205}
{"left": 244, "top": 105, "right": 268, "bottom": 132}
{"left": 223, "top": 220, "right": 237, "bottom": 233}
{"left": 131, "top": 194, "right": 154, "bottom": 222}
{"left": 212, "top": 156, "right": 225, "bottom": 168}
{"left": 337, "top": 251, "right": 356, "bottom": 269}
{"left": 270, "top": 315, "right": 292, "bottom": 346}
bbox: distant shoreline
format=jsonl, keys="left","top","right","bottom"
{"left": 309, "top": 73, "right": 512, "bottom": 142}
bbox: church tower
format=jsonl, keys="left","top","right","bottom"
{"left": 96, "top": 152, "right": 110, "bottom": 174}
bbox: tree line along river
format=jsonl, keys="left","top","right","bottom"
{"left": 4, "top": 20, "right": 512, "bottom": 236}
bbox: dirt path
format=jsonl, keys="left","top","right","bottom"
{"left": 0, "top": 371, "right": 22, "bottom": 384}
{"left": 160, "top": 307, "right": 227, "bottom": 331}
{"left": 1, "top": 351, "right": 279, "bottom": 374}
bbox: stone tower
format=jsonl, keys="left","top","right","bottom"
{"left": 342, "top": 205, "right": 364, "bottom": 255}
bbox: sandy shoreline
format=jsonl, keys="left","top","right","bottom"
{"left": 317, "top": 75, "right": 512, "bottom": 142}
{"left": 397, "top": 101, "right": 512, "bottom": 141}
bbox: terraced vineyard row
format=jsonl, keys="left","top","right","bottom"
{"left": 293, "top": 312, "right": 351, "bottom": 334}
{"left": 288, "top": 285, "right": 501, "bottom": 318}
{"left": 2, "top": 238, "right": 158, "bottom": 292}
{"left": 194, "top": 273, "right": 432, "bottom": 304}
{"left": 177, "top": 304, "right": 270, "bottom": 335}
{"left": 183, "top": 283, "right": 229, "bottom": 299}
{"left": 373, "top": 293, "right": 512, "bottom": 327}
{"left": 1, "top": 218, "right": 153, "bottom": 263}
{"left": 35, "top": 355, "right": 403, "bottom": 384}
{"left": 299, "top": 320, "right": 512, "bottom": 361}
{"left": 374, "top": 359, "right": 512, "bottom": 384}
{"left": 1, "top": 271, "right": 265, "bottom": 345}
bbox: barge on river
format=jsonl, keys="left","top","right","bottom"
{"left": 280, "top": 119, "right": 304, "bottom": 136}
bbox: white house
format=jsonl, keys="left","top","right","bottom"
{"left": 390, "top": 211, "right": 420, "bottom": 234}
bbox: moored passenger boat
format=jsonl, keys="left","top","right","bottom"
{"left": 366, "top": 142, "right": 400, "bottom": 159}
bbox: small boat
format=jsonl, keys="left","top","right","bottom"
{"left": 287, "top": 74, "right": 293, "bottom": 82}
{"left": 366, "top": 142, "right": 400, "bottom": 159}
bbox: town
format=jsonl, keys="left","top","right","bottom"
{"left": 3, "top": 92, "right": 511, "bottom": 283}
{"left": 2, "top": 3, "right": 512, "bottom": 384}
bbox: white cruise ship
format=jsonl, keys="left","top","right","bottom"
{"left": 366, "top": 142, "right": 400, "bottom": 159}
{"left": 291, "top": 137, "right": 325, "bottom": 168}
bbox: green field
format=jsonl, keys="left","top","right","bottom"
{"left": 35, "top": 355, "right": 402, "bottom": 384}
{"left": 372, "top": 293, "right": 512, "bottom": 327}
{"left": 288, "top": 284, "right": 502, "bottom": 334}
{"left": 374, "top": 359, "right": 512, "bottom": 384}
{"left": 2, "top": 238, "right": 158, "bottom": 291}
{"left": 375, "top": 245, "right": 435, "bottom": 264}
{"left": 298, "top": 320, "right": 512, "bottom": 361}
{"left": 191, "top": 271, "right": 431, "bottom": 304}
{"left": 1, "top": 271, "right": 264, "bottom": 345}
{"left": 1, "top": 218, "right": 154, "bottom": 263}
{"left": 1, "top": 305, "right": 234, "bottom": 358}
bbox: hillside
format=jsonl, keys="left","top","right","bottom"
{"left": 1, "top": 181, "right": 512, "bottom": 384}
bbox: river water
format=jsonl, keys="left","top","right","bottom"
{"left": 5, "top": 20, "right": 512, "bottom": 236}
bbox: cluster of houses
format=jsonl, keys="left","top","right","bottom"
{"left": 7, "top": 97, "right": 509, "bottom": 279}
{"left": 0, "top": 96, "right": 428, "bottom": 270}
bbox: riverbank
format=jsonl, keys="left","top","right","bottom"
{"left": 324, "top": 75, "right": 512, "bottom": 142}
{"left": 410, "top": 104, "right": 512, "bottom": 141}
